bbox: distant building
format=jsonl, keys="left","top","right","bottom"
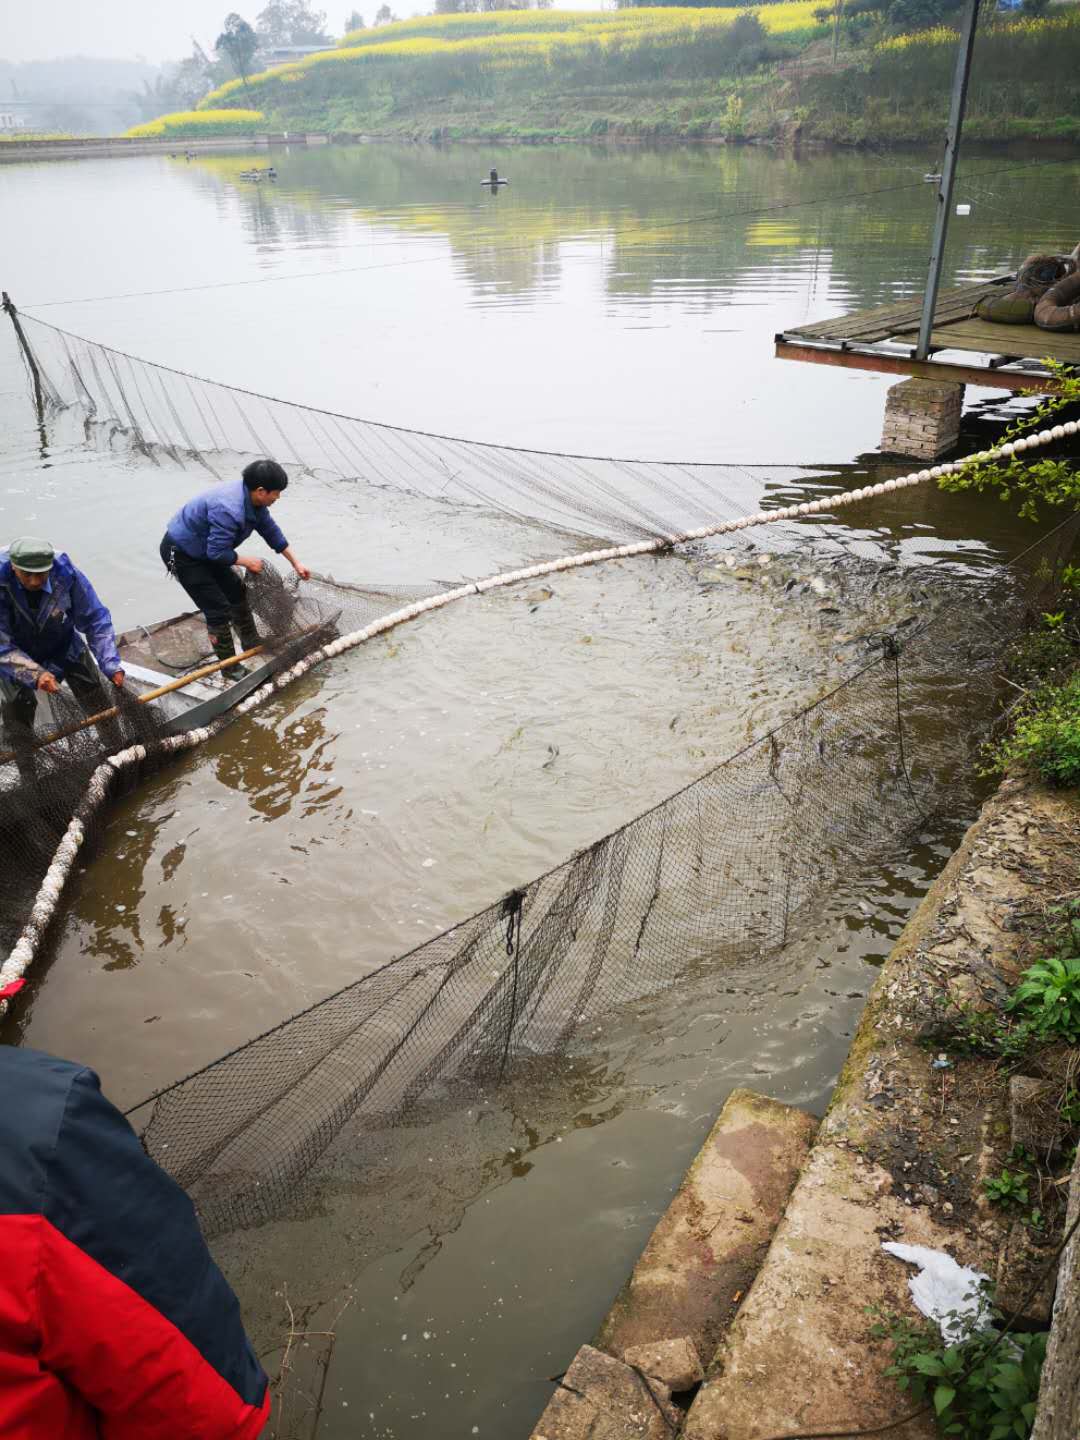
{"left": 263, "top": 44, "right": 335, "bottom": 66}
{"left": 0, "top": 113, "right": 27, "bottom": 131}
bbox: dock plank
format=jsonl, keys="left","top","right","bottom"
{"left": 785, "top": 278, "right": 1006, "bottom": 344}
{"left": 894, "top": 315, "right": 1080, "bottom": 366}
{"left": 782, "top": 274, "right": 1080, "bottom": 372}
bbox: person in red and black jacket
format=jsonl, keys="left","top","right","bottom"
{"left": 0, "top": 1045, "right": 270, "bottom": 1439}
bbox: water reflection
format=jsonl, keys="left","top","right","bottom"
{"left": 179, "top": 143, "right": 1079, "bottom": 317}
{"left": 211, "top": 688, "right": 342, "bottom": 822}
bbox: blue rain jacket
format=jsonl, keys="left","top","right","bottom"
{"left": 0, "top": 552, "right": 121, "bottom": 689}
{"left": 166, "top": 480, "right": 289, "bottom": 567}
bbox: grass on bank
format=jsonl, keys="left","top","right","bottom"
{"left": 882, "top": 856, "right": 1080, "bottom": 1438}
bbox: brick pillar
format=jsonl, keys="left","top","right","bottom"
{"left": 880, "top": 378, "right": 965, "bottom": 460}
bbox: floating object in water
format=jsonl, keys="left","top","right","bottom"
{"left": 239, "top": 166, "right": 277, "bottom": 182}
{"left": 924, "top": 173, "right": 942, "bottom": 183}
{"left": 482, "top": 168, "right": 509, "bottom": 187}
{"left": 955, "top": 203, "right": 971, "bottom": 216}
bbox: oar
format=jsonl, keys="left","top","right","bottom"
{"left": 0, "top": 644, "right": 265, "bottom": 762}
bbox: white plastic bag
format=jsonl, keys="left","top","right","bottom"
{"left": 882, "top": 1242, "right": 992, "bottom": 1345}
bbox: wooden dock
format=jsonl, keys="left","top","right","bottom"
{"left": 776, "top": 275, "right": 1080, "bottom": 393}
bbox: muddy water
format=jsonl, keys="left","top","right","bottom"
{"left": 1, "top": 141, "right": 1077, "bottom": 1438}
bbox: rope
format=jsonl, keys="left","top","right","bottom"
{"left": 883, "top": 633, "right": 927, "bottom": 826}
{"left": 1, "top": 416, "right": 1075, "bottom": 1009}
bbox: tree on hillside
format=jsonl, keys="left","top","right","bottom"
{"left": 345, "top": 8, "right": 366, "bottom": 28}
{"left": 811, "top": 0, "right": 966, "bottom": 44}
{"left": 256, "top": 0, "right": 332, "bottom": 45}
{"left": 133, "top": 42, "right": 229, "bottom": 119}
{"left": 374, "top": 3, "right": 398, "bottom": 22}
{"left": 215, "top": 14, "right": 259, "bottom": 88}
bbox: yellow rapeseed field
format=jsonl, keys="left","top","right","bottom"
{"left": 878, "top": 6, "right": 1078, "bottom": 50}
{"left": 125, "top": 109, "right": 265, "bottom": 138}
{"left": 198, "top": 5, "right": 821, "bottom": 108}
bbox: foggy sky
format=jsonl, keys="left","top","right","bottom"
{"left": 2, "top": 0, "right": 604, "bottom": 65}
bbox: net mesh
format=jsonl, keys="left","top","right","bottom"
{"left": 123, "top": 516, "right": 1079, "bottom": 1238}
{"left": 18, "top": 312, "right": 828, "bottom": 547}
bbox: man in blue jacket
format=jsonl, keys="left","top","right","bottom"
{"left": 0, "top": 538, "right": 125, "bottom": 768}
{"left": 161, "top": 459, "right": 311, "bottom": 677}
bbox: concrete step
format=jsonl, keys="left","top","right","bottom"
{"left": 529, "top": 1088, "right": 817, "bottom": 1439}
{"left": 682, "top": 777, "right": 1079, "bottom": 1440}
{"left": 681, "top": 1142, "right": 943, "bottom": 1440}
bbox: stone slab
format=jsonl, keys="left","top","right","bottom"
{"left": 1009, "top": 1074, "right": 1068, "bottom": 1161}
{"left": 594, "top": 1088, "right": 816, "bottom": 1368}
{"left": 683, "top": 1144, "right": 946, "bottom": 1440}
{"left": 995, "top": 1219, "right": 1057, "bottom": 1328}
{"left": 622, "top": 1337, "right": 704, "bottom": 1393}
{"left": 530, "top": 1345, "right": 678, "bottom": 1440}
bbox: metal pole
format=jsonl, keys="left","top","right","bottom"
{"left": 914, "top": 0, "right": 981, "bottom": 362}
{"left": 2, "top": 291, "right": 46, "bottom": 424}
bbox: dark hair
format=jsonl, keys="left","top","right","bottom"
{"left": 242, "top": 459, "right": 289, "bottom": 493}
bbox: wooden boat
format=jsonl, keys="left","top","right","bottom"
{"left": 114, "top": 610, "right": 281, "bottom": 736}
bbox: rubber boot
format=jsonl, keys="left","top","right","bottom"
{"left": 229, "top": 600, "right": 261, "bottom": 653}
{"left": 209, "top": 628, "right": 250, "bottom": 681}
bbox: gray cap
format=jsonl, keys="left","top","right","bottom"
{"left": 9, "top": 537, "right": 55, "bottom": 573}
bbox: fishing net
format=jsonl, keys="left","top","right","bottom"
{"left": 15, "top": 311, "right": 827, "bottom": 546}
{"left": 5, "top": 307, "right": 1080, "bottom": 1241}
{"left": 6, "top": 303, "right": 1080, "bottom": 1238}
{"left": 0, "top": 567, "right": 441, "bottom": 961}
{"left": 121, "top": 515, "right": 1079, "bottom": 1239}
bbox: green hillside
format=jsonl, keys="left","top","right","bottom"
{"left": 129, "top": 5, "right": 1080, "bottom": 146}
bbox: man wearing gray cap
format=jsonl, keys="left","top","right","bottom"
{"left": 0, "top": 538, "right": 125, "bottom": 765}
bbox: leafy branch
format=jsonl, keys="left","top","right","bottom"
{"left": 939, "top": 360, "right": 1080, "bottom": 522}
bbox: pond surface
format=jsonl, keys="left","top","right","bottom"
{"left": 1, "top": 140, "right": 1077, "bottom": 1438}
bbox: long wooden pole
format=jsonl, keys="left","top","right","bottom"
{"left": 2, "top": 291, "right": 46, "bottom": 425}
{"left": 0, "top": 644, "right": 266, "bottom": 763}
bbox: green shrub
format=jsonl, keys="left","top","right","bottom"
{"left": 871, "top": 1303, "right": 1047, "bottom": 1440}
{"left": 983, "top": 1166, "right": 1030, "bottom": 1208}
{"left": 1008, "top": 952, "right": 1080, "bottom": 1045}
{"left": 1001, "top": 672, "right": 1080, "bottom": 788}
